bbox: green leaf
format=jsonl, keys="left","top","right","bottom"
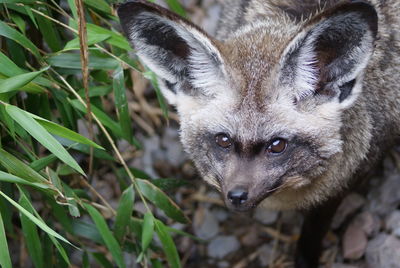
{"left": 154, "top": 219, "right": 181, "bottom": 268}
{"left": 0, "top": 148, "right": 48, "bottom": 183}
{"left": 0, "top": 67, "right": 48, "bottom": 94}
{"left": 84, "top": 0, "right": 112, "bottom": 14}
{"left": 0, "top": 20, "right": 41, "bottom": 58}
{"left": 0, "top": 211, "right": 12, "bottom": 268}
{"left": 144, "top": 71, "right": 168, "bottom": 118}
{"left": 64, "top": 33, "right": 110, "bottom": 51}
{"left": 136, "top": 179, "right": 189, "bottom": 224}
{"left": 165, "top": 0, "right": 186, "bottom": 17}
{"left": 84, "top": 204, "right": 126, "bottom": 268}
{"left": 0, "top": 171, "right": 54, "bottom": 192}
{"left": 152, "top": 178, "right": 189, "bottom": 191}
{"left": 47, "top": 53, "right": 119, "bottom": 70}
{"left": 69, "top": 99, "right": 123, "bottom": 138}
{"left": 30, "top": 154, "right": 58, "bottom": 172}
{"left": 113, "top": 65, "right": 133, "bottom": 144}
{"left": 30, "top": 114, "right": 103, "bottom": 149}
{"left": 0, "top": 191, "right": 75, "bottom": 247}
{"left": 34, "top": 6, "right": 62, "bottom": 52}
{"left": 5, "top": 105, "right": 85, "bottom": 175}
{"left": 114, "top": 185, "right": 134, "bottom": 243}
{"left": 18, "top": 187, "right": 71, "bottom": 265}
{"left": 141, "top": 212, "right": 154, "bottom": 252}
{"left": 19, "top": 192, "right": 44, "bottom": 268}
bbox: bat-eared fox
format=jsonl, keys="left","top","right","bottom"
{"left": 117, "top": 0, "right": 400, "bottom": 267}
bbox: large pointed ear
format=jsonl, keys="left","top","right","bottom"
{"left": 117, "top": 0, "right": 227, "bottom": 105}
{"left": 280, "top": 1, "right": 378, "bottom": 107}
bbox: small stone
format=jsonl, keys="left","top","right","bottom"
{"left": 193, "top": 207, "right": 220, "bottom": 240}
{"left": 332, "top": 193, "right": 365, "bottom": 229}
{"left": 211, "top": 208, "right": 229, "bottom": 222}
{"left": 365, "top": 234, "right": 400, "bottom": 268}
{"left": 342, "top": 223, "right": 368, "bottom": 260}
{"left": 240, "top": 226, "right": 261, "bottom": 247}
{"left": 394, "top": 228, "right": 400, "bottom": 238}
{"left": 353, "top": 211, "right": 380, "bottom": 236}
{"left": 257, "top": 244, "right": 275, "bottom": 267}
{"left": 385, "top": 210, "right": 400, "bottom": 233}
{"left": 207, "top": 236, "right": 240, "bottom": 259}
{"left": 253, "top": 207, "right": 279, "bottom": 225}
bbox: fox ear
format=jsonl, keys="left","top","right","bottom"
{"left": 280, "top": 1, "right": 378, "bottom": 107}
{"left": 117, "top": 0, "right": 226, "bottom": 105}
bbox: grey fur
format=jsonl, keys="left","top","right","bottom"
{"left": 118, "top": 0, "right": 400, "bottom": 211}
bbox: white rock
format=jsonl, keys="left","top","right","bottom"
{"left": 365, "top": 234, "right": 400, "bottom": 268}
{"left": 253, "top": 207, "right": 279, "bottom": 225}
{"left": 207, "top": 236, "right": 240, "bottom": 259}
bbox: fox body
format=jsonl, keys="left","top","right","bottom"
{"left": 118, "top": 0, "right": 400, "bottom": 266}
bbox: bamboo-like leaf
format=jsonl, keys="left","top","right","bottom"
{"left": 64, "top": 33, "right": 110, "bottom": 50}
{"left": 137, "top": 179, "right": 189, "bottom": 224}
{"left": 0, "top": 148, "right": 48, "bottom": 183}
{"left": 144, "top": 71, "right": 168, "bottom": 118}
{"left": 5, "top": 104, "right": 85, "bottom": 175}
{"left": 70, "top": 99, "right": 123, "bottom": 137}
{"left": 0, "top": 171, "right": 53, "bottom": 192}
{"left": 19, "top": 192, "right": 44, "bottom": 268}
{"left": 47, "top": 53, "right": 119, "bottom": 70}
{"left": 114, "top": 185, "right": 134, "bottom": 243}
{"left": 0, "top": 212, "right": 12, "bottom": 268}
{"left": 0, "top": 191, "right": 75, "bottom": 247}
{"left": 0, "top": 20, "right": 41, "bottom": 58}
{"left": 0, "top": 67, "right": 48, "bottom": 94}
{"left": 113, "top": 65, "right": 133, "bottom": 144}
{"left": 165, "top": 0, "right": 186, "bottom": 17}
{"left": 141, "top": 212, "right": 154, "bottom": 252}
{"left": 84, "top": 203, "right": 126, "bottom": 268}
{"left": 28, "top": 113, "right": 104, "bottom": 149}
{"left": 18, "top": 188, "right": 71, "bottom": 265}
{"left": 84, "top": 0, "right": 112, "bottom": 14}
{"left": 154, "top": 219, "right": 181, "bottom": 268}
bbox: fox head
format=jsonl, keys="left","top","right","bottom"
{"left": 118, "top": 0, "right": 378, "bottom": 211}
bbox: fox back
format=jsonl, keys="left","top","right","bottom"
{"left": 118, "top": 0, "right": 400, "bottom": 211}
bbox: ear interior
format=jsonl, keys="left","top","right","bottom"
{"left": 118, "top": 1, "right": 226, "bottom": 104}
{"left": 281, "top": 2, "right": 378, "bottom": 103}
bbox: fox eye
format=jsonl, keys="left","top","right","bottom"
{"left": 215, "top": 133, "right": 232, "bottom": 148}
{"left": 267, "top": 138, "right": 287, "bottom": 154}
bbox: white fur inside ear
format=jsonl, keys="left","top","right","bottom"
{"left": 126, "top": 12, "right": 228, "bottom": 104}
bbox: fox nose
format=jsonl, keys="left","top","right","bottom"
{"left": 227, "top": 189, "right": 248, "bottom": 206}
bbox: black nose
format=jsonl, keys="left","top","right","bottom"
{"left": 227, "top": 189, "right": 248, "bottom": 206}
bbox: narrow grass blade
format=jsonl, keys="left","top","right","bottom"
{"left": 136, "top": 179, "right": 189, "bottom": 224}
{"left": 0, "top": 191, "right": 75, "bottom": 247}
{"left": 154, "top": 219, "right": 181, "bottom": 268}
{"left": 114, "top": 185, "right": 134, "bottom": 243}
{"left": 84, "top": 203, "right": 126, "bottom": 268}
{"left": 0, "top": 212, "right": 12, "bottom": 268}
{"left": 0, "top": 67, "right": 48, "bottom": 94}
{"left": 5, "top": 104, "right": 85, "bottom": 175}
